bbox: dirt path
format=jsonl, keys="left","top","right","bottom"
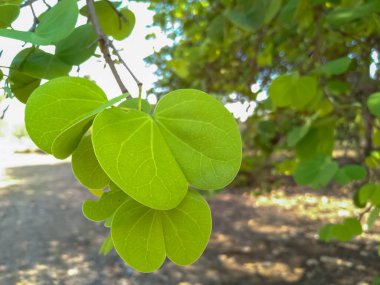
{"left": 0, "top": 154, "right": 379, "bottom": 285}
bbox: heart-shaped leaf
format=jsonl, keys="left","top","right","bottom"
{"left": 72, "top": 135, "right": 110, "bottom": 189}
{"left": 25, "top": 77, "right": 109, "bottom": 159}
{"left": 111, "top": 190, "right": 211, "bottom": 272}
{"left": 92, "top": 108, "right": 188, "bottom": 210}
{"left": 92, "top": 89, "right": 241, "bottom": 209}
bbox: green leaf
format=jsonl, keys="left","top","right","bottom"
{"left": 72, "top": 135, "right": 110, "bottom": 189}
{"left": 294, "top": 154, "right": 338, "bottom": 189}
{"left": 55, "top": 24, "right": 97, "bottom": 66}
{"left": 207, "top": 15, "right": 226, "bottom": 43}
{"left": 0, "top": 69, "right": 3, "bottom": 81}
{"left": 81, "top": 1, "right": 135, "bottom": 40}
{"left": 0, "top": 4, "right": 19, "bottom": 28}
{"left": 82, "top": 189, "right": 128, "bottom": 222}
{"left": 332, "top": 224, "right": 352, "bottom": 242}
{"left": 25, "top": 77, "right": 109, "bottom": 159}
{"left": 92, "top": 108, "right": 188, "bottom": 210}
{"left": 33, "top": 0, "right": 78, "bottom": 42}
{"left": 167, "top": 59, "right": 189, "bottom": 78}
{"left": 295, "top": 126, "right": 335, "bottom": 160}
{"left": 111, "top": 190, "right": 211, "bottom": 272}
{"left": 367, "top": 207, "right": 380, "bottom": 230}
{"left": 286, "top": 120, "right": 312, "bottom": 147}
{"left": 224, "top": 0, "right": 267, "bottom": 32}
{"left": 11, "top": 48, "right": 71, "bottom": 80}
{"left": 118, "top": 98, "right": 151, "bottom": 113}
{"left": 99, "top": 233, "right": 114, "bottom": 256}
{"left": 319, "top": 224, "right": 335, "bottom": 242}
{"left": 334, "top": 164, "right": 367, "bottom": 185}
{"left": 269, "top": 73, "right": 319, "bottom": 111}
{"left": 264, "top": 0, "right": 282, "bottom": 23}
{"left": 326, "top": 2, "right": 380, "bottom": 27}
{"left": 154, "top": 89, "right": 242, "bottom": 190}
{"left": 343, "top": 217, "right": 362, "bottom": 236}
{"left": 317, "top": 57, "right": 352, "bottom": 76}
{"left": 327, "top": 80, "right": 350, "bottom": 96}
{"left": 0, "top": 0, "right": 78, "bottom": 44}
{"left": 93, "top": 89, "right": 241, "bottom": 209}
{"left": 358, "top": 183, "right": 380, "bottom": 206}
{"left": 368, "top": 92, "right": 380, "bottom": 117}
{"left": 8, "top": 71, "right": 40, "bottom": 103}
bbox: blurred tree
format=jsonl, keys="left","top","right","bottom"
{"left": 139, "top": 0, "right": 380, "bottom": 244}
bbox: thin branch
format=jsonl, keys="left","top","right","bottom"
{"left": 108, "top": 41, "right": 142, "bottom": 87}
{"left": 0, "top": 104, "right": 9, "bottom": 120}
{"left": 358, "top": 205, "right": 373, "bottom": 222}
{"left": 26, "top": 0, "right": 39, "bottom": 32}
{"left": 86, "top": 0, "right": 128, "bottom": 94}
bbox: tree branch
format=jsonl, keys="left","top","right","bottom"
{"left": 86, "top": 0, "right": 128, "bottom": 94}
{"left": 108, "top": 41, "right": 142, "bottom": 88}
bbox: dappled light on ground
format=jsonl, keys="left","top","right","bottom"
{"left": 0, "top": 155, "right": 379, "bottom": 284}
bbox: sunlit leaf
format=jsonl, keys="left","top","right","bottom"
{"left": 111, "top": 190, "right": 211, "bottom": 272}
{"left": 72, "top": 135, "right": 110, "bottom": 189}
{"left": 25, "top": 77, "right": 108, "bottom": 159}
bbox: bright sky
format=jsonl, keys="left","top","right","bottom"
{"left": 0, "top": 0, "right": 250, "bottom": 138}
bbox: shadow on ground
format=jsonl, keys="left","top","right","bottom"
{"left": 0, "top": 160, "right": 379, "bottom": 285}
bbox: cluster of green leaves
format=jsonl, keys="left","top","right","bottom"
{"left": 0, "top": 0, "right": 135, "bottom": 102}
{"left": 24, "top": 76, "right": 241, "bottom": 271}
{"left": 0, "top": 0, "right": 243, "bottom": 273}
{"left": 140, "top": 0, "right": 380, "bottom": 254}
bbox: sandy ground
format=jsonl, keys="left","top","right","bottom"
{"left": 0, "top": 153, "right": 379, "bottom": 285}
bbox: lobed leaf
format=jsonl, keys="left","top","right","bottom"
{"left": 25, "top": 77, "right": 108, "bottom": 159}
{"left": 154, "top": 89, "right": 242, "bottom": 190}
{"left": 92, "top": 108, "right": 188, "bottom": 210}
{"left": 111, "top": 190, "right": 211, "bottom": 272}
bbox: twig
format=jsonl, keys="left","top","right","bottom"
{"left": 0, "top": 104, "right": 9, "bottom": 120}
{"left": 29, "top": 1, "right": 39, "bottom": 31}
{"left": 358, "top": 205, "right": 373, "bottom": 221}
{"left": 86, "top": 0, "right": 128, "bottom": 94}
{"left": 108, "top": 41, "right": 142, "bottom": 88}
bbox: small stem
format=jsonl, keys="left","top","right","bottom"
{"left": 358, "top": 205, "right": 373, "bottom": 222}
{"left": 29, "top": 2, "right": 39, "bottom": 31}
{"left": 86, "top": 0, "right": 129, "bottom": 94}
{"left": 138, "top": 84, "right": 142, "bottom": 111}
{"left": 108, "top": 41, "right": 142, "bottom": 87}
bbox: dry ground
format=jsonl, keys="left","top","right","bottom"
{"left": 0, "top": 154, "right": 379, "bottom": 285}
